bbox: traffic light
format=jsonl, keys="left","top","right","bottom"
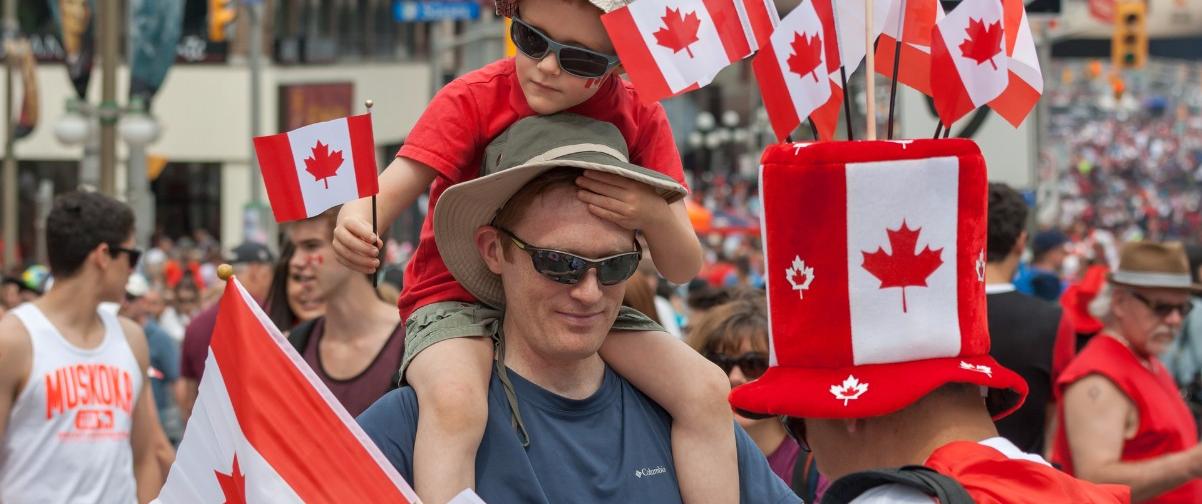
{"left": 209, "top": 0, "right": 238, "bottom": 43}
{"left": 1111, "top": 0, "right": 1147, "bottom": 70}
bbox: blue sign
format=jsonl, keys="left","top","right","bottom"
{"left": 393, "top": 1, "right": 481, "bottom": 22}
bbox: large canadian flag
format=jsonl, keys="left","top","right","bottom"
{"left": 155, "top": 279, "right": 419, "bottom": 503}
{"left": 753, "top": 0, "right": 832, "bottom": 141}
{"left": 930, "top": 0, "right": 1009, "bottom": 125}
{"left": 987, "top": 0, "right": 1043, "bottom": 126}
{"left": 253, "top": 114, "right": 379, "bottom": 223}
{"left": 603, "top": 0, "right": 751, "bottom": 103}
{"left": 874, "top": 0, "right": 945, "bottom": 96}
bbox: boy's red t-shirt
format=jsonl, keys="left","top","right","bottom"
{"left": 396, "top": 58, "right": 687, "bottom": 321}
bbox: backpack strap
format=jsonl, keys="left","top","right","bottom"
{"left": 822, "top": 465, "right": 974, "bottom": 504}
{"left": 790, "top": 450, "right": 819, "bottom": 503}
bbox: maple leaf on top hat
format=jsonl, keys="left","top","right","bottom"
{"left": 861, "top": 220, "right": 944, "bottom": 313}
{"left": 830, "top": 375, "right": 869, "bottom": 406}
{"left": 786, "top": 32, "right": 824, "bottom": 83}
{"left": 304, "top": 141, "right": 344, "bottom": 189}
{"left": 958, "top": 17, "right": 1003, "bottom": 71}
{"left": 653, "top": 7, "right": 702, "bottom": 58}
{"left": 214, "top": 454, "right": 247, "bottom": 504}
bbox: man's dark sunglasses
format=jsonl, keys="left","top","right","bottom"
{"left": 705, "top": 352, "right": 769, "bottom": 379}
{"left": 108, "top": 245, "right": 142, "bottom": 268}
{"left": 782, "top": 417, "right": 809, "bottom": 452}
{"left": 495, "top": 226, "right": 641, "bottom": 286}
{"left": 510, "top": 16, "right": 620, "bottom": 78}
{"left": 1128, "top": 289, "right": 1193, "bottom": 319}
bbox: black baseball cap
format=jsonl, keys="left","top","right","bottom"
{"left": 224, "top": 242, "right": 276, "bottom": 264}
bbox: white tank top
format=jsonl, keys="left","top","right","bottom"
{"left": 1, "top": 304, "right": 142, "bottom": 504}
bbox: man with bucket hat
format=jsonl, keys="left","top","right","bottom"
{"left": 358, "top": 114, "right": 795, "bottom": 503}
{"left": 1054, "top": 241, "right": 1202, "bottom": 503}
{"left": 728, "top": 139, "right": 1129, "bottom": 503}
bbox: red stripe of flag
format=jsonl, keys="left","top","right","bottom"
{"left": 252, "top": 133, "right": 307, "bottom": 222}
{"left": 752, "top": 45, "right": 800, "bottom": 141}
{"left": 602, "top": 7, "right": 674, "bottom": 104}
{"left": 347, "top": 114, "right": 379, "bottom": 198}
{"left": 741, "top": 0, "right": 776, "bottom": 49}
{"left": 929, "top": 29, "right": 975, "bottom": 125}
{"left": 810, "top": 87, "right": 842, "bottom": 141}
{"left": 703, "top": 0, "right": 751, "bottom": 62}
{"left": 954, "top": 149, "right": 988, "bottom": 357}
{"left": 875, "top": 35, "right": 935, "bottom": 96}
{"left": 989, "top": 71, "right": 1040, "bottom": 127}
{"left": 209, "top": 282, "right": 410, "bottom": 502}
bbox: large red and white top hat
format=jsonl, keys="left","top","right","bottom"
{"left": 729, "top": 139, "right": 1027, "bottom": 420}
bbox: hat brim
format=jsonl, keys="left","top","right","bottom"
{"left": 728, "top": 355, "right": 1028, "bottom": 421}
{"left": 1108, "top": 274, "right": 1202, "bottom": 294}
{"left": 434, "top": 152, "right": 686, "bottom": 309}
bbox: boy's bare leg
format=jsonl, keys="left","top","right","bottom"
{"left": 600, "top": 330, "right": 738, "bottom": 504}
{"left": 407, "top": 336, "right": 494, "bottom": 504}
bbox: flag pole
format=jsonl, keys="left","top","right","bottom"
{"left": 808, "top": 118, "right": 819, "bottom": 140}
{"left": 887, "top": 0, "right": 906, "bottom": 139}
{"left": 933, "top": 121, "right": 943, "bottom": 139}
{"left": 218, "top": 264, "right": 234, "bottom": 282}
{"left": 366, "top": 99, "right": 380, "bottom": 289}
{"left": 840, "top": 67, "right": 855, "bottom": 140}
{"left": 864, "top": 0, "right": 876, "bottom": 140}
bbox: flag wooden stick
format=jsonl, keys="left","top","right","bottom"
{"left": 809, "top": 118, "right": 819, "bottom": 139}
{"left": 366, "top": 99, "right": 381, "bottom": 288}
{"left": 864, "top": 0, "right": 877, "bottom": 140}
{"left": 944, "top": 122, "right": 953, "bottom": 138}
{"left": 933, "top": 121, "right": 943, "bottom": 139}
{"left": 840, "top": 67, "right": 855, "bottom": 140}
{"left": 887, "top": 0, "right": 906, "bottom": 139}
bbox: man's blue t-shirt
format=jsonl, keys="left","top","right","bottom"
{"left": 358, "top": 365, "right": 798, "bottom": 504}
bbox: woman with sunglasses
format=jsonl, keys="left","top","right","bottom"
{"left": 328, "top": 0, "right": 726, "bottom": 500}
{"left": 686, "top": 295, "right": 828, "bottom": 503}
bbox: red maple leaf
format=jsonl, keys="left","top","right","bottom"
{"left": 957, "top": 17, "right": 1003, "bottom": 71}
{"left": 861, "top": 220, "right": 944, "bottom": 313}
{"left": 214, "top": 455, "right": 247, "bottom": 504}
{"left": 653, "top": 7, "right": 702, "bottom": 58}
{"left": 786, "top": 32, "right": 824, "bottom": 83}
{"left": 304, "top": 141, "right": 344, "bottom": 189}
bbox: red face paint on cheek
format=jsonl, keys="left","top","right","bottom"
{"left": 584, "top": 78, "right": 599, "bottom": 89}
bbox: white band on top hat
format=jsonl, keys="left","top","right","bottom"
{"left": 1111, "top": 270, "right": 1193, "bottom": 288}
{"left": 524, "top": 143, "right": 629, "bottom": 165}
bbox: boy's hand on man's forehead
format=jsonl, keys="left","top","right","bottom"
{"left": 574, "top": 170, "right": 669, "bottom": 232}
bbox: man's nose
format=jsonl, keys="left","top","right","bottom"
{"left": 569, "top": 268, "right": 604, "bottom": 304}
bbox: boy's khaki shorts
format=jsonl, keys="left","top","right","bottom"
{"left": 399, "top": 300, "right": 664, "bottom": 382}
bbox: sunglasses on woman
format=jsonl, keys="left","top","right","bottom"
{"left": 705, "top": 352, "right": 769, "bottom": 379}
{"left": 495, "top": 226, "right": 642, "bottom": 285}
{"left": 509, "top": 16, "right": 621, "bottom": 78}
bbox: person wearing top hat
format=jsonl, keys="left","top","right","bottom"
{"left": 1053, "top": 241, "right": 1202, "bottom": 503}
{"left": 728, "top": 139, "right": 1129, "bottom": 503}
{"left": 357, "top": 114, "right": 795, "bottom": 503}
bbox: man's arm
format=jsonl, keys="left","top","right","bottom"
{"left": 120, "top": 318, "right": 171, "bottom": 503}
{"left": 175, "top": 378, "right": 198, "bottom": 425}
{"left": 1064, "top": 374, "right": 1202, "bottom": 501}
{"left": 0, "top": 314, "right": 32, "bottom": 441}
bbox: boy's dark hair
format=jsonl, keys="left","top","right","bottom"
{"left": 986, "top": 182, "right": 1028, "bottom": 264}
{"left": 45, "top": 191, "right": 135, "bottom": 278}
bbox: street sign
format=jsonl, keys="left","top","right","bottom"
{"left": 393, "top": 1, "right": 482, "bottom": 22}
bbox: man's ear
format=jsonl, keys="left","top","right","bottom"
{"left": 92, "top": 242, "right": 113, "bottom": 271}
{"left": 476, "top": 226, "right": 505, "bottom": 275}
{"left": 1012, "top": 231, "right": 1028, "bottom": 257}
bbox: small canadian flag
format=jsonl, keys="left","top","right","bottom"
{"left": 930, "top": 0, "right": 1009, "bottom": 125}
{"left": 253, "top": 114, "right": 379, "bottom": 223}
{"left": 753, "top": 0, "right": 832, "bottom": 141}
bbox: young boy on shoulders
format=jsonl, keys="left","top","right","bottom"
{"left": 333, "top": 0, "right": 736, "bottom": 501}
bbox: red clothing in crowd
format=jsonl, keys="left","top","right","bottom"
{"left": 1052, "top": 334, "right": 1202, "bottom": 503}
{"left": 395, "top": 58, "right": 686, "bottom": 321}
{"left": 924, "top": 440, "right": 1130, "bottom": 503}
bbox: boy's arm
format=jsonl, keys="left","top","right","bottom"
{"left": 575, "top": 171, "right": 702, "bottom": 283}
{"left": 333, "top": 157, "right": 438, "bottom": 274}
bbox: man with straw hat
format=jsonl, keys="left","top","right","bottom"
{"left": 1054, "top": 241, "right": 1202, "bottom": 503}
{"left": 358, "top": 114, "right": 795, "bottom": 503}
{"left": 728, "top": 139, "right": 1128, "bottom": 503}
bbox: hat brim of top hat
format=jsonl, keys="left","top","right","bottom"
{"left": 728, "top": 354, "right": 1028, "bottom": 421}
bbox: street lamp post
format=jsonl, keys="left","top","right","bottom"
{"left": 1, "top": 0, "right": 17, "bottom": 268}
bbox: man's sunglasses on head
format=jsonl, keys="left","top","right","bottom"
{"left": 509, "top": 16, "right": 620, "bottom": 78}
{"left": 494, "top": 226, "right": 641, "bottom": 286}
{"left": 108, "top": 244, "right": 142, "bottom": 268}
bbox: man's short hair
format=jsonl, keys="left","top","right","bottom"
{"left": 492, "top": 167, "right": 584, "bottom": 258}
{"left": 986, "top": 182, "right": 1027, "bottom": 263}
{"left": 45, "top": 191, "right": 135, "bottom": 278}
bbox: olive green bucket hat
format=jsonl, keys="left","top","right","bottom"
{"left": 433, "top": 113, "right": 687, "bottom": 308}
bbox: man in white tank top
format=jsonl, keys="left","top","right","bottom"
{"left": 0, "top": 191, "right": 168, "bottom": 502}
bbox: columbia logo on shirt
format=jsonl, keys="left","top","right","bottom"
{"left": 634, "top": 466, "right": 668, "bottom": 479}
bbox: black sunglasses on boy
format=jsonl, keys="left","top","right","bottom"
{"left": 494, "top": 225, "right": 641, "bottom": 286}
{"left": 509, "top": 16, "right": 621, "bottom": 78}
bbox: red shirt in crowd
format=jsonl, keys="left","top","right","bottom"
{"left": 396, "top": 58, "right": 686, "bottom": 321}
{"left": 924, "top": 439, "right": 1130, "bottom": 503}
{"left": 1052, "top": 334, "right": 1202, "bottom": 504}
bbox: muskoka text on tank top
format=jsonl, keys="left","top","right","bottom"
{"left": 0, "top": 303, "right": 143, "bottom": 503}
